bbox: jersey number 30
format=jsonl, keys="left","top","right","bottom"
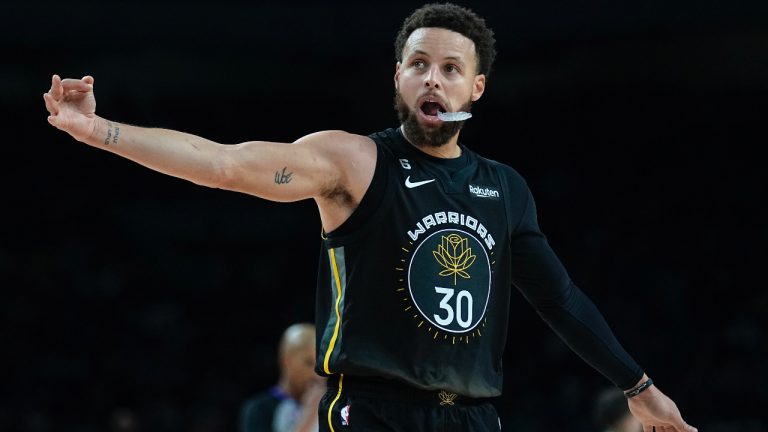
{"left": 434, "top": 287, "right": 473, "bottom": 329}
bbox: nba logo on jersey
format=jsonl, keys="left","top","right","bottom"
{"left": 340, "top": 404, "right": 350, "bottom": 426}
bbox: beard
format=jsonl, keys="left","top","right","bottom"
{"left": 394, "top": 91, "right": 472, "bottom": 148}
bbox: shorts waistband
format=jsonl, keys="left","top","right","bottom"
{"left": 326, "top": 374, "right": 491, "bottom": 406}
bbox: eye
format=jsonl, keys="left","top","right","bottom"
{"left": 445, "top": 64, "right": 459, "bottom": 73}
{"left": 413, "top": 59, "right": 426, "bottom": 69}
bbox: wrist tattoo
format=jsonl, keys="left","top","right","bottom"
{"left": 274, "top": 167, "right": 293, "bottom": 184}
{"left": 104, "top": 121, "right": 121, "bottom": 146}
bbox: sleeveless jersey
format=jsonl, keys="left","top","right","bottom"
{"left": 314, "top": 127, "right": 530, "bottom": 398}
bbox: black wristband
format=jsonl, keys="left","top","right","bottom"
{"left": 624, "top": 378, "right": 653, "bottom": 398}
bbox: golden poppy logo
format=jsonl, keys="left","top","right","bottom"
{"left": 438, "top": 390, "right": 458, "bottom": 406}
{"left": 397, "top": 228, "right": 493, "bottom": 342}
{"left": 433, "top": 234, "right": 476, "bottom": 285}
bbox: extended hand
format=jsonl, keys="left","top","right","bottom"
{"left": 627, "top": 383, "right": 697, "bottom": 432}
{"left": 43, "top": 74, "right": 97, "bottom": 142}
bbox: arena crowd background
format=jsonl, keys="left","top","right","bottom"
{"left": 2, "top": 0, "right": 766, "bottom": 430}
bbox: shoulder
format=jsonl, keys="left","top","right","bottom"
{"left": 242, "top": 389, "right": 281, "bottom": 406}
{"left": 299, "top": 130, "right": 379, "bottom": 182}
{"left": 475, "top": 154, "right": 529, "bottom": 188}
{"left": 294, "top": 130, "right": 375, "bottom": 154}
{"left": 240, "top": 390, "right": 283, "bottom": 431}
{"left": 291, "top": 130, "right": 378, "bottom": 176}
{"left": 241, "top": 390, "right": 282, "bottom": 415}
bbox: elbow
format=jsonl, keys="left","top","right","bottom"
{"left": 525, "top": 278, "right": 577, "bottom": 310}
{"left": 206, "top": 146, "right": 239, "bottom": 190}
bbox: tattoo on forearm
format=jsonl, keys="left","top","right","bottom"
{"left": 104, "top": 121, "right": 121, "bottom": 146}
{"left": 274, "top": 167, "right": 293, "bottom": 184}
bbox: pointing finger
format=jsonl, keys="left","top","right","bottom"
{"left": 82, "top": 75, "right": 94, "bottom": 85}
{"left": 51, "top": 74, "right": 63, "bottom": 100}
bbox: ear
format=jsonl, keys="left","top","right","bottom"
{"left": 394, "top": 62, "right": 401, "bottom": 90}
{"left": 471, "top": 74, "right": 486, "bottom": 102}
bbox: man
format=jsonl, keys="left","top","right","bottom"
{"left": 43, "top": 3, "right": 697, "bottom": 431}
{"left": 240, "top": 323, "right": 325, "bottom": 432}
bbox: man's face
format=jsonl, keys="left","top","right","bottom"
{"left": 394, "top": 27, "right": 486, "bottom": 148}
{"left": 283, "top": 344, "right": 319, "bottom": 399}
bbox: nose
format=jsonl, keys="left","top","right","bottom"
{"left": 424, "top": 65, "right": 441, "bottom": 89}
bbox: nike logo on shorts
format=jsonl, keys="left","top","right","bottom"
{"left": 405, "top": 176, "right": 436, "bottom": 189}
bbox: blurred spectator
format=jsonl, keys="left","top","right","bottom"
{"left": 240, "top": 323, "right": 325, "bottom": 432}
{"left": 593, "top": 387, "right": 642, "bottom": 432}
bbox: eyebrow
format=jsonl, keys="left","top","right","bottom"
{"left": 410, "top": 50, "right": 466, "bottom": 66}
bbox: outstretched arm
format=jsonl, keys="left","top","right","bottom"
{"left": 506, "top": 183, "right": 697, "bottom": 432}
{"left": 43, "top": 74, "right": 374, "bottom": 206}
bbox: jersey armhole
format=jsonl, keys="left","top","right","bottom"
{"left": 323, "top": 142, "right": 389, "bottom": 239}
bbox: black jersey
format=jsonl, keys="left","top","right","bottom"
{"left": 315, "top": 127, "right": 643, "bottom": 398}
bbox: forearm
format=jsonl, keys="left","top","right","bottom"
{"left": 45, "top": 76, "right": 355, "bottom": 202}
{"left": 509, "top": 188, "right": 644, "bottom": 389}
{"left": 85, "top": 116, "right": 228, "bottom": 188}
{"left": 531, "top": 281, "right": 644, "bottom": 389}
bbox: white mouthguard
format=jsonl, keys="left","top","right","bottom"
{"left": 437, "top": 111, "right": 473, "bottom": 122}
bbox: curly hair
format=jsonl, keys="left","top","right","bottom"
{"left": 394, "top": 3, "right": 497, "bottom": 77}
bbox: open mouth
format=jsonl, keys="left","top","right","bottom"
{"left": 420, "top": 100, "right": 447, "bottom": 117}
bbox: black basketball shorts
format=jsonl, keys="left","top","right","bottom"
{"left": 318, "top": 375, "right": 502, "bottom": 432}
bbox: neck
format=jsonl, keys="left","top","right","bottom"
{"left": 399, "top": 125, "right": 462, "bottom": 159}
{"left": 277, "top": 376, "right": 297, "bottom": 400}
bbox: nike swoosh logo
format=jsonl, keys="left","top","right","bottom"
{"left": 405, "top": 176, "right": 436, "bottom": 188}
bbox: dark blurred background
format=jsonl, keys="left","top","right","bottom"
{"left": 2, "top": 0, "right": 767, "bottom": 431}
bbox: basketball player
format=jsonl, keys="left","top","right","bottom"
{"left": 43, "top": 3, "right": 697, "bottom": 431}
